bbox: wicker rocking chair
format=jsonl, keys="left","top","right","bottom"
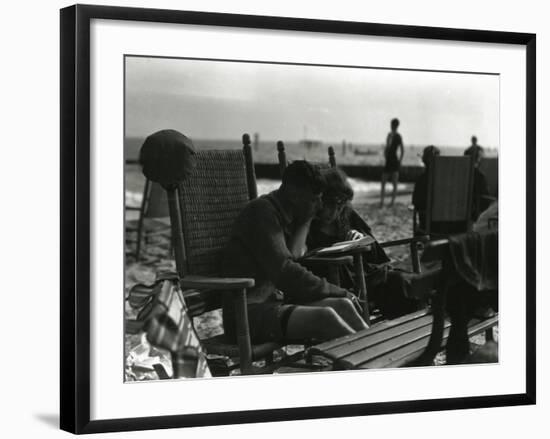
{"left": 141, "top": 132, "right": 308, "bottom": 375}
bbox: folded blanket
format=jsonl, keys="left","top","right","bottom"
{"left": 447, "top": 230, "right": 498, "bottom": 291}
{"left": 126, "top": 271, "right": 211, "bottom": 379}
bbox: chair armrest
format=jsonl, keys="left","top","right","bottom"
{"left": 180, "top": 275, "right": 255, "bottom": 290}
{"left": 299, "top": 255, "right": 353, "bottom": 266}
{"left": 420, "top": 239, "right": 449, "bottom": 263}
{"left": 379, "top": 235, "right": 429, "bottom": 248}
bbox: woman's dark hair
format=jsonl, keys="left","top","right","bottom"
{"left": 320, "top": 167, "right": 354, "bottom": 238}
{"left": 321, "top": 167, "right": 354, "bottom": 201}
{"left": 281, "top": 160, "right": 326, "bottom": 194}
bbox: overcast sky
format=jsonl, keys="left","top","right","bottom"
{"left": 125, "top": 56, "right": 499, "bottom": 148}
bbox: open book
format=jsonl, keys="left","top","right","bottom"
{"left": 307, "top": 235, "right": 376, "bottom": 256}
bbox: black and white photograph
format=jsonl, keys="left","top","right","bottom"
{"left": 124, "top": 55, "right": 500, "bottom": 380}
{"left": 53, "top": 2, "right": 537, "bottom": 434}
{"left": 2, "top": 0, "right": 547, "bottom": 436}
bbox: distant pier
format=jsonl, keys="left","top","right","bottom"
{"left": 253, "top": 163, "right": 424, "bottom": 183}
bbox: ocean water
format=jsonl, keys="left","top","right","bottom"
{"left": 125, "top": 136, "right": 497, "bottom": 167}
{"left": 126, "top": 173, "right": 410, "bottom": 209}
{"left": 125, "top": 135, "right": 496, "bottom": 205}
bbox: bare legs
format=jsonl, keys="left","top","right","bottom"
{"left": 380, "top": 172, "right": 387, "bottom": 207}
{"left": 380, "top": 171, "right": 399, "bottom": 207}
{"left": 285, "top": 297, "right": 369, "bottom": 342}
{"left": 309, "top": 297, "right": 369, "bottom": 331}
{"left": 390, "top": 171, "right": 399, "bottom": 206}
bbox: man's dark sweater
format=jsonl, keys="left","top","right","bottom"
{"left": 221, "top": 190, "right": 348, "bottom": 306}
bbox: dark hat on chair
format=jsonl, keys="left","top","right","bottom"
{"left": 139, "top": 129, "right": 197, "bottom": 186}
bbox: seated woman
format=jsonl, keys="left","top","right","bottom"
{"left": 306, "top": 167, "right": 421, "bottom": 319}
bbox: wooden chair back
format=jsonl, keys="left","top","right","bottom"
{"left": 139, "top": 133, "right": 265, "bottom": 374}
{"left": 177, "top": 144, "right": 257, "bottom": 278}
{"left": 426, "top": 155, "right": 475, "bottom": 233}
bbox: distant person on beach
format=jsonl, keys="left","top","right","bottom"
{"left": 221, "top": 161, "right": 369, "bottom": 345}
{"left": 307, "top": 167, "right": 422, "bottom": 319}
{"left": 380, "top": 118, "right": 404, "bottom": 207}
{"left": 464, "top": 135, "right": 484, "bottom": 163}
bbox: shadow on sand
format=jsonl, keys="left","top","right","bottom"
{"left": 34, "top": 413, "right": 59, "bottom": 430}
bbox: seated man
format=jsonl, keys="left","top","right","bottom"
{"left": 221, "top": 161, "right": 369, "bottom": 344}
{"left": 464, "top": 135, "right": 484, "bottom": 160}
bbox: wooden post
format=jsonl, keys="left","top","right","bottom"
{"left": 242, "top": 133, "right": 258, "bottom": 200}
{"left": 166, "top": 186, "right": 187, "bottom": 278}
{"left": 410, "top": 240, "right": 421, "bottom": 274}
{"left": 328, "top": 146, "right": 336, "bottom": 168}
{"left": 277, "top": 140, "right": 286, "bottom": 178}
{"left": 465, "top": 154, "right": 475, "bottom": 231}
{"left": 233, "top": 288, "right": 253, "bottom": 374}
{"left": 353, "top": 252, "right": 370, "bottom": 324}
{"left": 446, "top": 285, "right": 470, "bottom": 365}
{"left": 426, "top": 156, "right": 435, "bottom": 235}
{"left": 135, "top": 179, "right": 152, "bottom": 260}
{"left": 415, "top": 286, "right": 446, "bottom": 366}
{"left": 412, "top": 208, "right": 418, "bottom": 235}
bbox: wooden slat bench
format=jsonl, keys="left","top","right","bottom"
{"left": 308, "top": 308, "right": 498, "bottom": 369}
{"left": 308, "top": 236, "right": 499, "bottom": 369}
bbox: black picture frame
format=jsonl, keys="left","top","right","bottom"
{"left": 60, "top": 4, "right": 536, "bottom": 434}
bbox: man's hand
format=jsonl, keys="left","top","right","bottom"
{"left": 346, "top": 229, "right": 364, "bottom": 241}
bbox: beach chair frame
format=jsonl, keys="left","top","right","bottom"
{"left": 423, "top": 155, "right": 476, "bottom": 236}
